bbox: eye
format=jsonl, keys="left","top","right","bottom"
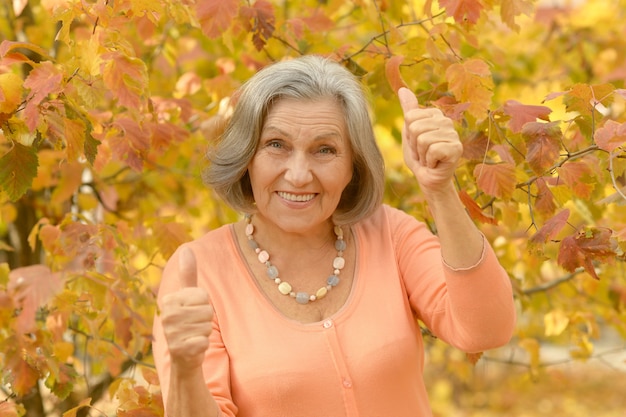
{"left": 318, "top": 146, "right": 337, "bottom": 155}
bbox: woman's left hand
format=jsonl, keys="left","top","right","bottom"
{"left": 398, "top": 87, "right": 463, "bottom": 193}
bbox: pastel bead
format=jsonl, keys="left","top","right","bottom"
{"left": 278, "top": 282, "right": 292, "bottom": 295}
{"left": 316, "top": 287, "right": 328, "bottom": 299}
{"left": 335, "top": 239, "right": 346, "bottom": 251}
{"left": 266, "top": 265, "right": 279, "bottom": 279}
{"left": 245, "top": 223, "right": 254, "bottom": 236}
{"left": 334, "top": 225, "right": 343, "bottom": 238}
{"left": 258, "top": 250, "right": 269, "bottom": 263}
{"left": 296, "top": 292, "right": 310, "bottom": 304}
{"left": 333, "top": 256, "right": 345, "bottom": 269}
{"left": 327, "top": 275, "right": 340, "bottom": 287}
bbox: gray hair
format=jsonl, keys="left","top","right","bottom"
{"left": 202, "top": 55, "right": 385, "bottom": 225}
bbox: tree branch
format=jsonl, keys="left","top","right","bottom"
{"left": 522, "top": 268, "right": 584, "bottom": 296}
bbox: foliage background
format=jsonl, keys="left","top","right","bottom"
{"left": 1, "top": 0, "right": 625, "bottom": 416}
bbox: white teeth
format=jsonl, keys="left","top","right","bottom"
{"left": 278, "top": 192, "right": 315, "bottom": 202}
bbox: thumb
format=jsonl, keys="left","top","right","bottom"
{"left": 178, "top": 246, "right": 198, "bottom": 288}
{"left": 398, "top": 87, "right": 419, "bottom": 115}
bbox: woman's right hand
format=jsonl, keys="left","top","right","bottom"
{"left": 160, "top": 247, "right": 214, "bottom": 371}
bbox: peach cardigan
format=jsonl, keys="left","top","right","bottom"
{"left": 152, "top": 204, "right": 516, "bottom": 417}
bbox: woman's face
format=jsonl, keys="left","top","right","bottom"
{"left": 247, "top": 97, "right": 353, "bottom": 235}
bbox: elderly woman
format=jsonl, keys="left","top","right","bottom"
{"left": 152, "top": 55, "right": 516, "bottom": 417}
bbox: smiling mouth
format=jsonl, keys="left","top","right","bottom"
{"left": 278, "top": 191, "right": 316, "bottom": 202}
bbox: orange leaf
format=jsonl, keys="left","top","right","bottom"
{"left": 301, "top": 9, "right": 335, "bottom": 32}
{"left": 563, "top": 83, "right": 615, "bottom": 116}
{"left": 522, "top": 121, "right": 562, "bottom": 174}
{"left": 445, "top": 58, "right": 493, "bottom": 120}
{"left": 594, "top": 120, "right": 626, "bottom": 152}
{"left": 385, "top": 55, "right": 407, "bottom": 93}
{"left": 0, "top": 40, "right": 53, "bottom": 62}
{"left": 154, "top": 220, "right": 192, "bottom": 259}
{"left": 500, "top": 0, "right": 534, "bottom": 31}
{"left": 149, "top": 121, "right": 190, "bottom": 152}
{"left": 556, "top": 161, "right": 594, "bottom": 199}
{"left": 8, "top": 264, "right": 64, "bottom": 333}
{"left": 109, "top": 117, "right": 150, "bottom": 171}
{"left": 197, "top": 0, "right": 239, "bottom": 39}
{"left": 502, "top": 100, "right": 552, "bottom": 134}
{"left": 529, "top": 209, "right": 570, "bottom": 246}
{"left": 64, "top": 118, "right": 86, "bottom": 161}
{"left": 0, "top": 401, "right": 21, "bottom": 417}
{"left": 23, "top": 61, "right": 64, "bottom": 131}
{"left": 101, "top": 51, "right": 147, "bottom": 109}
{"left": 473, "top": 162, "right": 516, "bottom": 199}
{"left": 466, "top": 351, "right": 483, "bottom": 365}
{"left": 6, "top": 354, "right": 40, "bottom": 396}
{"left": 458, "top": 190, "right": 497, "bottom": 224}
{"left": 439, "top": 0, "right": 484, "bottom": 25}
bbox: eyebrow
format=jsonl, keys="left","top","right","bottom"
{"left": 261, "top": 125, "right": 343, "bottom": 141}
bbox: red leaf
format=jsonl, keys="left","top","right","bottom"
{"left": 503, "top": 100, "right": 552, "bottom": 133}
{"left": 522, "top": 121, "right": 562, "bottom": 174}
{"left": 385, "top": 55, "right": 407, "bottom": 93}
{"left": 473, "top": 162, "right": 517, "bottom": 199}
{"left": 530, "top": 209, "right": 570, "bottom": 246}
{"left": 458, "top": 190, "right": 497, "bottom": 224}
{"left": 431, "top": 96, "right": 471, "bottom": 122}
{"left": 197, "top": 0, "right": 239, "bottom": 39}
{"left": 439, "top": 0, "right": 484, "bottom": 25}
{"left": 23, "top": 61, "right": 64, "bottom": 131}
{"left": 240, "top": 0, "right": 276, "bottom": 51}
{"left": 594, "top": 120, "right": 626, "bottom": 152}
{"left": 558, "top": 228, "right": 615, "bottom": 280}
{"left": 534, "top": 177, "right": 557, "bottom": 215}
{"left": 461, "top": 131, "right": 491, "bottom": 160}
{"left": 8, "top": 264, "right": 63, "bottom": 333}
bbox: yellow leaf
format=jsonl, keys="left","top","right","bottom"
{"left": 544, "top": 309, "right": 570, "bottom": 336}
{"left": 0, "top": 73, "right": 23, "bottom": 114}
{"left": 519, "top": 337, "right": 541, "bottom": 375}
{"left": 61, "top": 397, "right": 92, "bottom": 417}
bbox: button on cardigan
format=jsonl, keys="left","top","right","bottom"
{"left": 153, "top": 204, "right": 516, "bottom": 417}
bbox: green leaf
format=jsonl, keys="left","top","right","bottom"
{"left": 0, "top": 142, "right": 39, "bottom": 201}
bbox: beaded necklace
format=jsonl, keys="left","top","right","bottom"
{"left": 244, "top": 215, "right": 346, "bottom": 305}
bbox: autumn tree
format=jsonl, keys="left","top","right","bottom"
{"left": 1, "top": 0, "right": 625, "bottom": 416}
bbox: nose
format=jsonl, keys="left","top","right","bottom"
{"left": 284, "top": 151, "right": 313, "bottom": 186}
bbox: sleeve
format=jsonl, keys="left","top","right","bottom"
{"left": 152, "top": 244, "right": 238, "bottom": 417}
{"left": 387, "top": 206, "right": 516, "bottom": 353}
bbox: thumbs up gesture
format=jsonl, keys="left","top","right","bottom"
{"left": 398, "top": 87, "right": 463, "bottom": 193}
{"left": 160, "top": 246, "right": 214, "bottom": 370}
